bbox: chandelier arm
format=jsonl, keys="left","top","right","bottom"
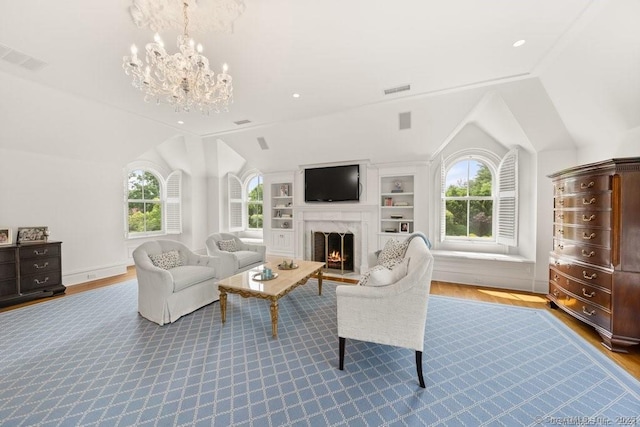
{"left": 183, "top": 1, "right": 189, "bottom": 38}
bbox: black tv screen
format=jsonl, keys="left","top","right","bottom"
{"left": 305, "top": 165, "right": 360, "bottom": 202}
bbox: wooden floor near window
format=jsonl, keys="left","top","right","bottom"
{"left": 2, "top": 270, "right": 639, "bottom": 381}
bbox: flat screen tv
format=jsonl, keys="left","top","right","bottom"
{"left": 304, "top": 164, "right": 360, "bottom": 202}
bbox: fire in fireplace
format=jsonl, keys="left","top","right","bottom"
{"left": 312, "top": 231, "right": 354, "bottom": 273}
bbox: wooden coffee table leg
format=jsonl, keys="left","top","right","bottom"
{"left": 317, "top": 269, "right": 323, "bottom": 295}
{"left": 270, "top": 298, "right": 279, "bottom": 338}
{"left": 220, "top": 289, "right": 227, "bottom": 324}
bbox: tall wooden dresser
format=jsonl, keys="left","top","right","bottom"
{"left": 548, "top": 158, "right": 640, "bottom": 352}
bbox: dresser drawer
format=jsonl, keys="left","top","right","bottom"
{"left": 553, "top": 225, "right": 611, "bottom": 248}
{"left": 554, "top": 210, "right": 611, "bottom": 228}
{"left": 0, "top": 249, "right": 16, "bottom": 263}
{"left": 554, "top": 192, "right": 611, "bottom": 209}
{"left": 549, "top": 283, "right": 611, "bottom": 330}
{"left": 20, "top": 271, "right": 61, "bottom": 292}
{"left": 549, "top": 270, "right": 611, "bottom": 310}
{"left": 20, "top": 256, "right": 60, "bottom": 275}
{"left": 549, "top": 255, "right": 612, "bottom": 290}
{"left": 0, "top": 278, "right": 18, "bottom": 297}
{"left": 19, "top": 243, "right": 60, "bottom": 260}
{"left": 0, "top": 263, "right": 17, "bottom": 280}
{"left": 554, "top": 174, "right": 610, "bottom": 195}
{"left": 553, "top": 239, "right": 611, "bottom": 268}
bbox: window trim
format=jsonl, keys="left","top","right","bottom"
{"left": 245, "top": 174, "right": 263, "bottom": 231}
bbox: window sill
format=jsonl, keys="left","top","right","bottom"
{"left": 430, "top": 250, "right": 533, "bottom": 264}
{"left": 126, "top": 232, "right": 167, "bottom": 240}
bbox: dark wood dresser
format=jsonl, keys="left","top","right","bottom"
{"left": 548, "top": 158, "right": 640, "bottom": 352}
{"left": 0, "top": 241, "right": 65, "bottom": 307}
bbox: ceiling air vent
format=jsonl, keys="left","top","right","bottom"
{"left": 257, "top": 137, "right": 269, "bottom": 150}
{"left": 233, "top": 119, "right": 252, "bottom": 125}
{"left": 384, "top": 84, "right": 411, "bottom": 96}
{"left": 0, "top": 43, "right": 48, "bottom": 72}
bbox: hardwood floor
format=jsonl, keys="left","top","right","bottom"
{"left": 2, "top": 270, "right": 639, "bottom": 381}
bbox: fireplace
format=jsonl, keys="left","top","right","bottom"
{"left": 312, "top": 231, "right": 354, "bottom": 274}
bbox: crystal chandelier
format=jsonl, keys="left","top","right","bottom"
{"left": 123, "top": 0, "right": 233, "bottom": 113}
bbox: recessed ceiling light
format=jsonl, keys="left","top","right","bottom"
{"left": 513, "top": 39, "right": 526, "bottom": 47}
{"left": 177, "top": 120, "right": 184, "bottom": 124}
{"left": 292, "top": 93, "right": 301, "bottom": 98}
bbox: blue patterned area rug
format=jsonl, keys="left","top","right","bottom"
{"left": 1, "top": 280, "right": 639, "bottom": 426}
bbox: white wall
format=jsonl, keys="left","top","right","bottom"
{"left": 0, "top": 148, "right": 128, "bottom": 284}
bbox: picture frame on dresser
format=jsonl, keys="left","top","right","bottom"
{"left": 17, "top": 226, "right": 49, "bottom": 244}
{"left": 0, "top": 228, "right": 11, "bottom": 245}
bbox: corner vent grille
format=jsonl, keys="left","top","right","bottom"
{"left": 0, "top": 43, "right": 47, "bottom": 71}
{"left": 233, "top": 119, "right": 252, "bottom": 125}
{"left": 384, "top": 84, "right": 411, "bottom": 95}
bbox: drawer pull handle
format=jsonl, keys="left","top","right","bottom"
{"left": 34, "top": 277, "right": 49, "bottom": 285}
{"left": 582, "top": 214, "right": 596, "bottom": 222}
{"left": 553, "top": 289, "right": 559, "bottom": 297}
{"left": 582, "top": 232, "right": 596, "bottom": 240}
{"left": 554, "top": 274, "right": 559, "bottom": 281}
{"left": 34, "top": 249, "right": 48, "bottom": 255}
{"left": 582, "top": 271, "right": 597, "bottom": 280}
{"left": 583, "top": 197, "right": 596, "bottom": 205}
{"left": 557, "top": 229, "right": 564, "bottom": 235}
{"left": 557, "top": 214, "right": 564, "bottom": 220}
{"left": 558, "top": 186, "right": 565, "bottom": 192}
{"left": 582, "top": 306, "right": 596, "bottom": 316}
{"left": 34, "top": 262, "right": 49, "bottom": 269}
{"left": 581, "top": 250, "right": 595, "bottom": 258}
{"left": 554, "top": 260, "right": 560, "bottom": 266}
{"left": 558, "top": 200, "right": 565, "bottom": 206}
{"left": 580, "top": 181, "right": 595, "bottom": 189}
{"left": 558, "top": 243, "right": 564, "bottom": 250}
{"left": 582, "top": 288, "right": 596, "bottom": 298}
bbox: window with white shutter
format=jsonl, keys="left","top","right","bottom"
{"left": 496, "top": 148, "right": 518, "bottom": 246}
{"left": 165, "top": 170, "right": 182, "bottom": 234}
{"left": 228, "top": 173, "right": 243, "bottom": 231}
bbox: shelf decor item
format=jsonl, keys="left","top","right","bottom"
{"left": 280, "top": 184, "right": 289, "bottom": 197}
{"left": 17, "top": 226, "right": 49, "bottom": 244}
{"left": 278, "top": 260, "right": 298, "bottom": 270}
{"left": 0, "top": 228, "right": 11, "bottom": 245}
{"left": 391, "top": 180, "right": 404, "bottom": 193}
{"left": 399, "top": 222, "right": 410, "bottom": 233}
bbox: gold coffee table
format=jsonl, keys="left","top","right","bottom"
{"left": 217, "top": 258, "right": 325, "bottom": 338}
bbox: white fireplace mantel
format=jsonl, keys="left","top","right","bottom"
{"left": 293, "top": 204, "right": 377, "bottom": 274}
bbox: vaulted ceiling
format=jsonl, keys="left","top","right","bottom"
{"left": 0, "top": 0, "right": 637, "bottom": 172}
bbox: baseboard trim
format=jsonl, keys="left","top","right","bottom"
{"left": 63, "top": 263, "right": 128, "bottom": 286}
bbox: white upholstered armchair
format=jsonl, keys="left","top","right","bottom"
{"left": 133, "top": 240, "right": 227, "bottom": 326}
{"left": 205, "top": 233, "right": 266, "bottom": 276}
{"left": 336, "top": 233, "right": 434, "bottom": 387}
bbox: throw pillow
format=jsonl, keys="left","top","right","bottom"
{"left": 217, "top": 239, "right": 237, "bottom": 252}
{"left": 368, "top": 257, "right": 410, "bottom": 287}
{"left": 358, "top": 265, "right": 386, "bottom": 286}
{"left": 377, "top": 238, "right": 409, "bottom": 268}
{"left": 149, "top": 250, "right": 182, "bottom": 270}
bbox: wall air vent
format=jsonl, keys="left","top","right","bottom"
{"left": 0, "top": 43, "right": 48, "bottom": 72}
{"left": 399, "top": 112, "right": 411, "bottom": 130}
{"left": 233, "top": 119, "right": 252, "bottom": 125}
{"left": 383, "top": 84, "right": 411, "bottom": 95}
{"left": 257, "top": 137, "right": 269, "bottom": 150}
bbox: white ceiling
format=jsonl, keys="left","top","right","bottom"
{"left": 0, "top": 0, "right": 637, "bottom": 171}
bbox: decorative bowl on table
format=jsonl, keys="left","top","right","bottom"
{"left": 278, "top": 261, "right": 298, "bottom": 270}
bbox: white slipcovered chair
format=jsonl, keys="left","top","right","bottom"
{"left": 205, "top": 232, "right": 266, "bottom": 276}
{"left": 133, "top": 240, "right": 229, "bottom": 326}
{"left": 336, "top": 232, "right": 434, "bottom": 388}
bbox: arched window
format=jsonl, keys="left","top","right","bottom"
{"left": 126, "top": 168, "right": 182, "bottom": 237}
{"left": 440, "top": 148, "right": 518, "bottom": 247}
{"left": 246, "top": 174, "right": 263, "bottom": 229}
{"left": 228, "top": 172, "right": 263, "bottom": 231}
{"left": 443, "top": 158, "right": 494, "bottom": 239}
